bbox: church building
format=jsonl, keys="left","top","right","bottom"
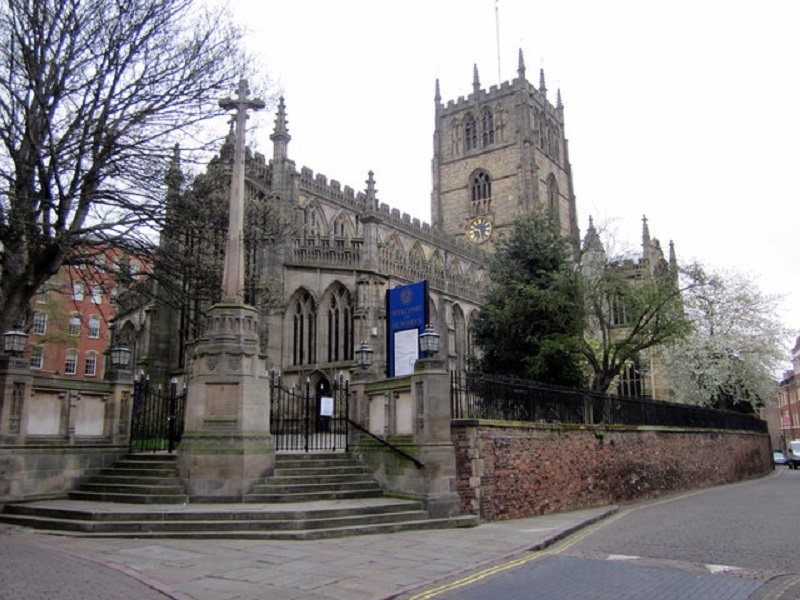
{"left": 114, "top": 51, "right": 672, "bottom": 399}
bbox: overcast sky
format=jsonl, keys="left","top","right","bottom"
{"left": 227, "top": 0, "right": 800, "bottom": 360}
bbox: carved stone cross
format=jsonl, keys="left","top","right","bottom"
{"left": 218, "top": 79, "right": 265, "bottom": 303}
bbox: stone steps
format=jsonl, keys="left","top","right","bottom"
{"left": 243, "top": 453, "right": 383, "bottom": 503}
{"left": 0, "top": 498, "right": 479, "bottom": 540}
{"left": 0, "top": 452, "right": 480, "bottom": 538}
{"left": 67, "top": 454, "right": 188, "bottom": 504}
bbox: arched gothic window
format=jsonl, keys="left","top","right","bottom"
{"left": 617, "top": 362, "right": 645, "bottom": 398}
{"left": 471, "top": 170, "right": 492, "bottom": 214}
{"left": 537, "top": 111, "right": 546, "bottom": 148}
{"left": 292, "top": 292, "right": 317, "bottom": 366}
{"left": 464, "top": 113, "right": 477, "bottom": 151}
{"left": 326, "top": 287, "right": 353, "bottom": 363}
{"left": 481, "top": 108, "right": 495, "bottom": 147}
{"left": 303, "top": 207, "right": 321, "bottom": 238}
{"left": 333, "top": 214, "right": 348, "bottom": 238}
{"left": 547, "top": 174, "right": 560, "bottom": 224}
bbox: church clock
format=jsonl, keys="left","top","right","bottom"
{"left": 466, "top": 216, "right": 494, "bottom": 244}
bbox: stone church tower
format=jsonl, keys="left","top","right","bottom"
{"left": 431, "top": 50, "right": 580, "bottom": 250}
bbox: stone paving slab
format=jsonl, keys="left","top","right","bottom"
{"left": 1, "top": 505, "right": 616, "bottom": 600}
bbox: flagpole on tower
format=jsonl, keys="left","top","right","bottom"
{"left": 495, "top": 0, "right": 502, "bottom": 84}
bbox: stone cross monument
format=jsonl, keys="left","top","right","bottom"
{"left": 177, "top": 80, "right": 274, "bottom": 501}
{"left": 219, "top": 80, "right": 265, "bottom": 303}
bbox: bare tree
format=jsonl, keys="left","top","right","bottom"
{"left": 0, "top": 0, "right": 254, "bottom": 333}
{"left": 578, "top": 220, "right": 697, "bottom": 394}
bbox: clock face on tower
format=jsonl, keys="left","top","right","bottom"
{"left": 466, "top": 216, "right": 494, "bottom": 244}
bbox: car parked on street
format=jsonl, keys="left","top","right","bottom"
{"left": 774, "top": 450, "right": 788, "bottom": 465}
{"left": 787, "top": 441, "right": 800, "bottom": 469}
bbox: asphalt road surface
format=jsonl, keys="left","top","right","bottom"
{"left": 411, "top": 468, "right": 800, "bottom": 600}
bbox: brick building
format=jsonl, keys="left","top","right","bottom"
{"left": 777, "top": 336, "right": 800, "bottom": 447}
{"left": 27, "top": 249, "right": 145, "bottom": 380}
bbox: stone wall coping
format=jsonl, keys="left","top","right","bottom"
{"left": 451, "top": 419, "right": 768, "bottom": 436}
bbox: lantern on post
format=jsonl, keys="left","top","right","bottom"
{"left": 3, "top": 327, "right": 28, "bottom": 357}
{"left": 355, "top": 340, "right": 374, "bottom": 369}
{"left": 109, "top": 345, "right": 131, "bottom": 370}
{"left": 418, "top": 324, "right": 440, "bottom": 358}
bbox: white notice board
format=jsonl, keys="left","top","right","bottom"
{"left": 393, "top": 328, "right": 418, "bottom": 377}
{"left": 320, "top": 396, "right": 334, "bottom": 417}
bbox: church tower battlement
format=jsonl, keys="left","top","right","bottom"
{"left": 432, "top": 50, "right": 579, "bottom": 251}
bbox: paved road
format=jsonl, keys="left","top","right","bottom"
{"left": 5, "top": 471, "right": 797, "bottom": 600}
{"left": 407, "top": 469, "right": 800, "bottom": 600}
{"left": 0, "top": 505, "right": 613, "bottom": 600}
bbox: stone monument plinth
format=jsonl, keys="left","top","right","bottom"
{"left": 177, "top": 303, "right": 273, "bottom": 501}
{"left": 176, "top": 79, "right": 272, "bottom": 501}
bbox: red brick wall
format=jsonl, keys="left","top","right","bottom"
{"left": 452, "top": 421, "right": 772, "bottom": 521}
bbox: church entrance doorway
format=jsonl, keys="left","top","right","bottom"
{"left": 269, "top": 372, "right": 349, "bottom": 452}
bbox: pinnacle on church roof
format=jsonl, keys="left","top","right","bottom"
{"left": 557, "top": 88, "right": 563, "bottom": 109}
{"left": 642, "top": 215, "right": 651, "bottom": 249}
{"left": 473, "top": 63, "right": 481, "bottom": 96}
{"left": 435, "top": 78, "right": 441, "bottom": 103}
{"left": 583, "top": 216, "right": 604, "bottom": 253}
{"left": 517, "top": 48, "right": 526, "bottom": 80}
{"left": 270, "top": 96, "right": 290, "bottom": 142}
{"left": 366, "top": 170, "right": 378, "bottom": 208}
{"left": 539, "top": 68, "right": 547, "bottom": 97}
{"left": 669, "top": 240, "right": 677, "bottom": 269}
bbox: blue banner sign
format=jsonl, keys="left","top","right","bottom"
{"left": 386, "top": 281, "right": 428, "bottom": 377}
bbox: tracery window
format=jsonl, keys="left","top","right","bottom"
{"left": 617, "top": 362, "right": 645, "bottom": 398}
{"left": 333, "top": 214, "right": 348, "bottom": 238}
{"left": 547, "top": 174, "right": 560, "bottom": 224}
{"left": 610, "top": 294, "right": 630, "bottom": 326}
{"left": 303, "top": 207, "right": 321, "bottom": 238}
{"left": 470, "top": 170, "right": 492, "bottom": 214}
{"left": 292, "top": 292, "right": 317, "bottom": 366}
{"left": 481, "top": 108, "right": 494, "bottom": 147}
{"left": 326, "top": 287, "right": 353, "bottom": 363}
{"left": 464, "top": 113, "right": 477, "bottom": 151}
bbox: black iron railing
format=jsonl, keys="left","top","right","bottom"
{"left": 451, "top": 371, "right": 767, "bottom": 433}
{"left": 270, "top": 372, "right": 349, "bottom": 452}
{"left": 129, "top": 378, "right": 187, "bottom": 453}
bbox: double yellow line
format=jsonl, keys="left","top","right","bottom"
{"left": 409, "top": 490, "right": 709, "bottom": 600}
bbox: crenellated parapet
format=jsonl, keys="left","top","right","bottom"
{"left": 439, "top": 73, "right": 562, "bottom": 125}
{"left": 298, "top": 166, "right": 369, "bottom": 212}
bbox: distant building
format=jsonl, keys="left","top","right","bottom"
{"left": 777, "top": 336, "right": 800, "bottom": 446}
{"left": 26, "top": 248, "right": 146, "bottom": 380}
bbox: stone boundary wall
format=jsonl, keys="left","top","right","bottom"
{"left": 0, "top": 445, "right": 124, "bottom": 504}
{"left": 452, "top": 420, "right": 772, "bottom": 521}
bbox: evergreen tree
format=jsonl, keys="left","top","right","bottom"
{"left": 473, "top": 211, "right": 586, "bottom": 386}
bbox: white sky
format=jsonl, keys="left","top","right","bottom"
{"left": 228, "top": 0, "right": 800, "bottom": 360}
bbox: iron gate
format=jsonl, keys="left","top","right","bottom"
{"left": 129, "top": 378, "right": 187, "bottom": 453}
{"left": 270, "top": 371, "right": 349, "bottom": 452}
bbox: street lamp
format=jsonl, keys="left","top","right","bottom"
{"left": 3, "top": 327, "right": 28, "bottom": 357}
{"left": 355, "top": 340, "right": 374, "bottom": 369}
{"left": 109, "top": 345, "right": 131, "bottom": 369}
{"left": 418, "top": 324, "right": 440, "bottom": 358}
